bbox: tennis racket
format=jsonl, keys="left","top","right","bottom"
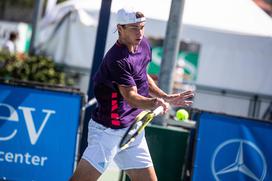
{"left": 119, "top": 106, "right": 164, "bottom": 150}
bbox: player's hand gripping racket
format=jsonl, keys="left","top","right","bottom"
{"left": 119, "top": 106, "right": 164, "bottom": 150}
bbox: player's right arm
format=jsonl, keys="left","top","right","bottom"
{"left": 118, "top": 85, "right": 168, "bottom": 113}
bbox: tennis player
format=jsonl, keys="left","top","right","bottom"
{"left": 70, "top": 8, "right": 194, "bottom": 181}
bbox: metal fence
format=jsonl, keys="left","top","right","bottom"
{"left": 193, "top": 84, "right": 272, "bottom": 121}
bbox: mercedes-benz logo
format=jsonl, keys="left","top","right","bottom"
{"left": 211, "top": 139, "right": 267, "bottom": 181}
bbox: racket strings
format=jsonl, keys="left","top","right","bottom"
{"left": 119, "top": 110, "right": 158, "bottom": 150}
{"left": 128, "top": 121, "right": 142, "bottom": 135}
{"left": 121, "top": 114, "right": 150, "bottom": 147}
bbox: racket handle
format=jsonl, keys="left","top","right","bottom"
{"left": 153, "top": 106, "right": 164, "bottom": 116}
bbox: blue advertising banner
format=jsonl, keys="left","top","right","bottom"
{"left": 192, "top": 112, "right": 272, "bottom": 181}
{"left": 0, "top": 83, "right": 83, "bottom": 180}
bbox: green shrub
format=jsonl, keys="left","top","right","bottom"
{"left": 0, "top": 52, "right": 75, "bottom": 86}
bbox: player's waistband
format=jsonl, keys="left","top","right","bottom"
{"left": 89, "top": 119, "right": 108, "bottom": 130}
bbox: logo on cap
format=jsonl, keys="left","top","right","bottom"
{"left": 116, "top": 8, "right": 146, "bottom": 25}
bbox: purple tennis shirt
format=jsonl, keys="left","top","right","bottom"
{"left": 91, "top": 37, "right": 152, "bottom": 129}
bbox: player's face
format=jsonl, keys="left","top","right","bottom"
{"left": 120, "top": 22, "right": 145, "bottom": 46}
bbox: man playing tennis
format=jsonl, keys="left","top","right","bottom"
{"left": 70, "top": 8, "right": 194, "bottom": 181}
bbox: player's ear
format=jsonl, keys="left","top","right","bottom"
{"left": 117, "top": 25, "right": 123, "bottom": 34}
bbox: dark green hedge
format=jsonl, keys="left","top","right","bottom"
{"left": 0, "top": 52, "right": 75, "bottom": 86}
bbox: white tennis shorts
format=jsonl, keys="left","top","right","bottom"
{"left": 81, "top": 119, "right": 153, "bottom": 173}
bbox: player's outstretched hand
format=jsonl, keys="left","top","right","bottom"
{"left": 164, "top": 90, "right": 194, "bottom": 107}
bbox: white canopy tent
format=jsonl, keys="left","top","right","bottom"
{"left": 36, "top": 0, "right": 272, "bottom": 96}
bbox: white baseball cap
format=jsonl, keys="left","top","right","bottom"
{"left": 116, "top": 8, "right": 146, "bottom": 25}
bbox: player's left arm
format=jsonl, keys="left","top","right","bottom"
{"left": 147, "top": 74, "right": 167, "bottom": 98}
{"left": 147, "top": 74, "right": 194, "bottom": 107}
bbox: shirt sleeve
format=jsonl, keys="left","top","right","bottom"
{"left": 108, "top": 58, "right": 136, "bottom": 87}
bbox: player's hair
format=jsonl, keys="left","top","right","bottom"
{"left": 135, "top": 12, "right": 144, "bottom": 19}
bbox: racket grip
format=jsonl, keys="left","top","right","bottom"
{"left": 153, "top": 106, "right": 164, "bottom": 116}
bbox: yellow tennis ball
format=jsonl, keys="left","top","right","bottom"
{"left": 176, "top": 109, "right": 189, "bottom": 121}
